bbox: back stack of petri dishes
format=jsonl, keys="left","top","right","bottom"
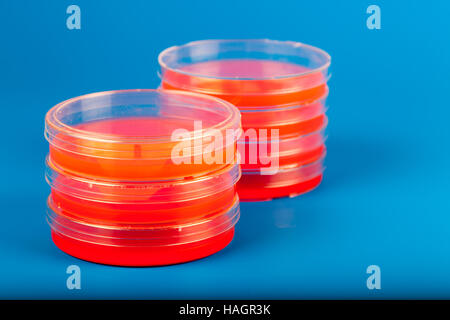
{"left": 44, "top": 89, "right": 242, "bottom": 266}
{"left": 158, "top": 39, "right": 331, "bottom": 201}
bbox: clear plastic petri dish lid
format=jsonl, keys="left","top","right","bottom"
{"left": 159, "top": 39, "right": 331, "bottom": 107}
{"left": 46, "top": 195, "right": 240, "bottom": 247}
{"left": 44, "top": 89, "right": 242, "bottom": 181}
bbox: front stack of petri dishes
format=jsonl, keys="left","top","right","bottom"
{"left": 44, "top": 89, "right": 242, "bottom": 266}
{"left": 158, "top": 39, "right": 331, "bottom": 201}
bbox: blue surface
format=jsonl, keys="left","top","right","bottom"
{"left": 1, "top": 0, "right": 449, "bottom": 299}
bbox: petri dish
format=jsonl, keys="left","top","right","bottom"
{"left": 47, "top": 197, "right": 240, "bottom": 266}
{"left": 45, "top": 89, "right": 241, "bottom": 181}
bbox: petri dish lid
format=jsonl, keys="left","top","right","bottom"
{"left": 45, "top": 89, "right": 241, "bottom": 151}
{"left": 159, "top": 39, "right": 331, "bottom": 95}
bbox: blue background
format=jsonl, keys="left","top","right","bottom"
{"left": 0, "top": 0, "right": 449, "bottom": 299}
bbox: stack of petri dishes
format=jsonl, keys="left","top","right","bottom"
{"left": 158, "top": 39, "right": 331, "bottom": 201}
{"left": 44, "top": 89, "right": 242, "bottom": 266}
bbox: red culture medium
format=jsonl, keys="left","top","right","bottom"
{"left": 44, "top": 89, "right": 242, "bottom": 266}
{"left": 158, "top": 40, "right": 331, "bottom": 201}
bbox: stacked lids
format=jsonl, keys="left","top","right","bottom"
{"left": 159, "top": 39, "right": 331, "bottom": 200}
{"left": 44, "top": 89, "right": 242, "bottom": 266}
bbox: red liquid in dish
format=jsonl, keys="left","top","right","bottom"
{"left": 162, "top": 60, "right": 328, "bottom": 106}
{"left": 51, "top": 228, "right": 235, "bottom": 267}
{"left": 237, "top": 175, "right": 323, "bottom": 201}
{"left": 49, "top": 117, "right": 237, "bottom": 181}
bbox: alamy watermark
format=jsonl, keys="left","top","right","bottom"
{"left": 171, "top": 121, "right": 280, "bottom": 175}
{"left": 66, "top": 5, "right": 81, "bottom": 30}
{"left": 66, "top": 265, "right": 81, "bottom": 290}
{"left": 366, "top": 265, "right": 381, "bottom": 290}
{"left": 366, "top": 5, "right": 381, "bottom": 30}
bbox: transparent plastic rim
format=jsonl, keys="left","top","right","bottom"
{"left": 45, "top": 89, "right": 241, "bottom": 145}
{"left": 47, "top": 196, "right": 240, "bottom": 247}
{"left": 239, "top": 129, "right": 327, "bottom": 159}
{"left": 158, "top": 39, "right": 331, "bottom": 81}
{"left": 239, "top": 114, "right": 328, "bottom": 140}
{"left": 45, "top": 155, "right": 241, "bottom": 202}
{"left": 241, "top": 152, "right": 326, "bottom": 176}
{"left": 236, "top": 89, "right": 329, "bottom": 113}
